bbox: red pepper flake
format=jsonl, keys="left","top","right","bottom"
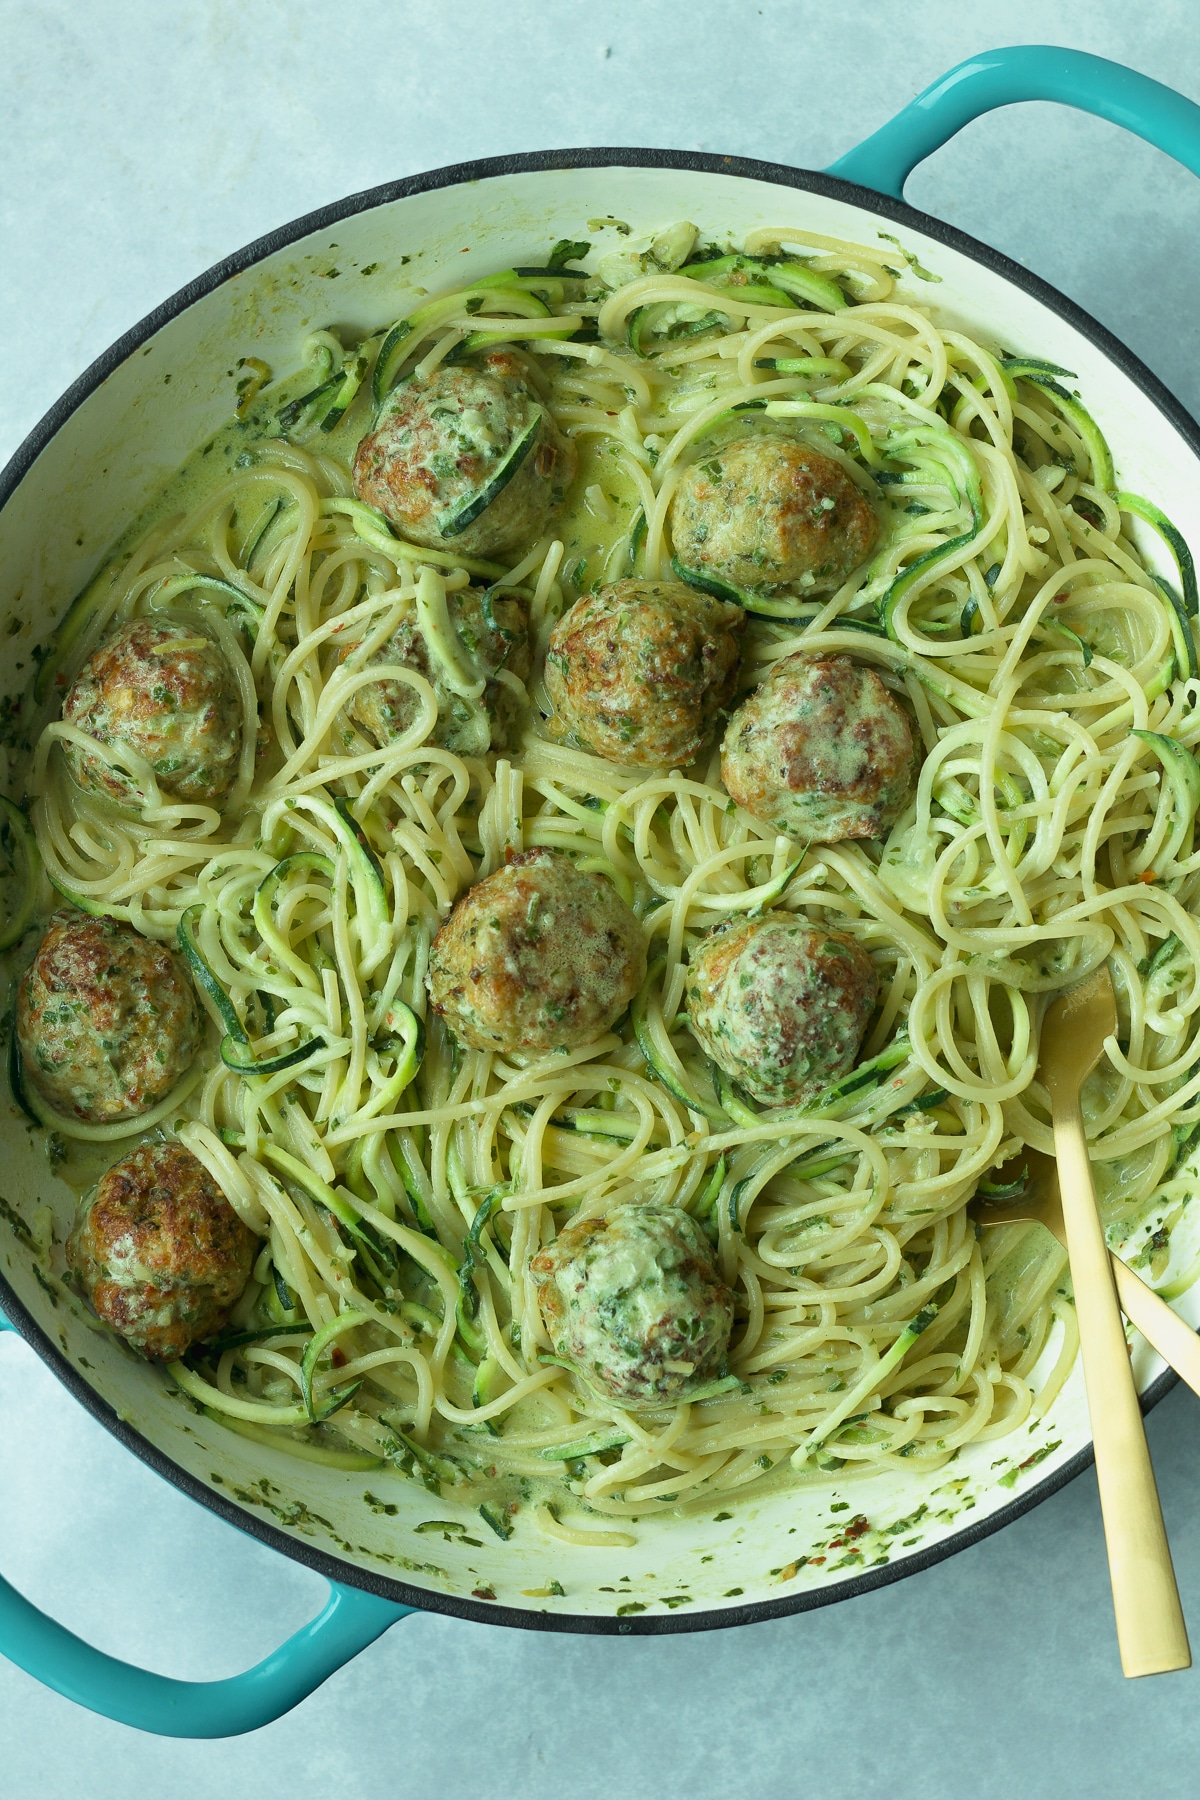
{"left": 472, "top": 1584, "right": 497, "bottom": 1600}
{"left": 1137, "top": 870, "right": 1158, "bottom": 884}
{"left": 844, "top": 1515, "right": 872, "bottom": 1540}
{"left": 330, "top": 1346, "right": 347, "bottom": 1369}
{"left": 809, "top": 1555, "right": 827, "bottom": 1566}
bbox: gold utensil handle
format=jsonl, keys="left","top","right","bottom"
{"left": 1111, "top": 1255, "right": 1200, "bottom": 1404}
{"left": 1054, "top": 1107, "right": 1191, "bottom": 1677}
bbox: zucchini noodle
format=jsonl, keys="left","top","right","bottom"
{"left": 11, "top": 222, "right": 1200, "bottom": 1524}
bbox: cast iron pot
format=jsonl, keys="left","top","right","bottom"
{"left": 3, "top": 43, "right": 1200, "bottom": 1738}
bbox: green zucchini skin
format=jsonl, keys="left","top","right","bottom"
{"left": 511, "top": 266, "right": 590, "bottom": 280}
{"left": 1131, "top": 729, "right": 1200, "bottom": 873}
{"left": 240, "top": 496, "right": 283, "bottom": 569}
{"left": 631, "top": 958, "right": 725, "bottom": 1125}
{"left": 192, "top": 1322, "right": 311, "bottom": 1357}
{"left": 372, "top": 321, "right": 413, "bottom": 410}
{"left": 299, "top": 1309, "right": 373, "bottom": 1418}
{"left": 1119, "top": 491, "right": 1200, "bottom": 618}
{"left": 877, "top": 421, "right": 985, "bottom": 638}
{"left": 478, "top": 1501, "right": 513, "bottom": 1540}
{"left": 1153, "top": 580, "right": 1200, "bottom": 680}
{"left": 1001, "top": 357, "right": 1115, "bottom": 493}
{"left": 218, "top": 1034, "right": 325, "bottom": 1075}
{"left": 628, "top": 302, "right": 727, "bottom": 357}
{"left": 7, "top": 1019, "right": 40, "bottom": 1126}
{"left": 975, "top": 1168, "right": 1029, "bottom": 1201}
{"left": 682, "top": 252, "right": 847, "bottom": 313}
{"left": 458, "top": 1188, "right": 507, "bottom": 1325}
{"left": 0, "top": 796, "right": 40, "bottom": 951}
{"left": 669, "top": 555, "right": 823, "bottom": 621}
{"left": 178, "top": 904, "right": 248, "bottom": 1044}
{"left": 332, "top": 796, "right": 388, "bottom": 892}
{"left": 180, "top": 898, "right": 326, "bottom": 1072}
{"left": 436, "top": 411, "right": 544, "bottom": 540}
{"left": 370, "top": 287, "right": 556, "bottom": 410}
{"left": 278, "top": 372, "right": 344, "bottom": 434}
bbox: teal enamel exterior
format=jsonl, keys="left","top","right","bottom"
{"left": 1, "top": 1298, "right": 414, "bottom": 1736}
{"left": 826, "top": 44, "right": 1200, "bottom": 197}
{"left": 4, "top": 38, "right": 1200, "bottom": 1740}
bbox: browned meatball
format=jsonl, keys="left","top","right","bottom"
{"left": 545, "top": 578, "right": 742, "bottom": 768}
{"left": 686, "top": 914, "right": 878, "bottom": 1106}
{"left": 62, "top": 617, "right": 243, "bottom": 807}
{"left": 17, "top": 911, "right": 201, "bottom": 1123}
{"left": 427, "top": 848, "right": 646, "bottom": 1055}
{"left": 531, "top": 1203, "right": 734, "bottom": 1405}
{"left": 353, "top": 351, "right": 576, "bottom": 560}
{"left": 68, "top": 1141, "right": 257, "bottom": 1360}
{"left": 343, "top": 586, "right": 530, "bottom": 756}
{"left": 670, "top": 434, "right": 878, "bottom": 598}
{"left": 722, "top": 653, "right": 914, "bottom": 841}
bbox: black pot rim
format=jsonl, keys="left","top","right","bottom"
{"left": 0, "top": 143, "right": 1193, "bottom": 1641}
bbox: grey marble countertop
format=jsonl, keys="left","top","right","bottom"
{"left": 3, "top": 3, "right": 1200, "bottom": 1793}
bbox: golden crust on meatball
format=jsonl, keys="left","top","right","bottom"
{"left": 546, "top": 578, "right": 743, "bottom": 768}
{"left": 722, "top": 653, "right": 914, "bottom": 842}
{"left": 530, "top": 1203, "right": 734, "bottom": 1405}
{"left": 670, "top": 434, "right": 878, "bottom": 597}
{"left": 17, "top": 910, "right": 201, "bottom": 1124}
{"left": 68, "top": 1141, "right": 257, "bottom": 1360}
{"left": 426, "top": 848, "right": 646, "bottom": 1055}
{"left": 353, "top": 351, "right": 577, "bottom": 560}
{"left": 62, "top": 617, "right": 243, "bottom": 807}
{"left": 686, "top": 913, "right": 879, "bottom": 1106}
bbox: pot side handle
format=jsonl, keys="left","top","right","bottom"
{"left": 827, "top": 44, "right": 1200, "bottom": 199}
{"left": 0, "top": 1305, "right": 415, "bottom": 1737}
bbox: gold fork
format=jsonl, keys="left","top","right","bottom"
{"left": 1033, "top": 965, "right": 1189, "bottom": 1677}
{"left": 971, "top": 1147, "right": 1200, "bottom": 1401}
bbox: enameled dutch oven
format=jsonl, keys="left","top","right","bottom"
{"left": 4, "top": 44, "right": 1200, "bottom": 1738}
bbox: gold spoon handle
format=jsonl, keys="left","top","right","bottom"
{"left": 1054, "top": 1104, "right": 1190, "bottom": 1676}
{"left": 1111, "top": 1255, "right": 1200, "bottom": 1404}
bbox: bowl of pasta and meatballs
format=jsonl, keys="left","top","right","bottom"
{"left": 2, "top": 92, "right": 1199, "bottom": 1709}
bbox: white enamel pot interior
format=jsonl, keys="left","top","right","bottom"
{"left": 2, "top": 151, "right": 1199, "bottom": 1635}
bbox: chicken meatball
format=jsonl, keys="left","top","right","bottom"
{"left": 670, "top": 434, "right": 878, "bottom": 598}
{"left": 62, "top": 617, "right": 243, "bottom": 807}
{"left": 686, "top": 914, "right": 878, "bottom": 1106}
{"left": 427, "top": 848, "right": 646, "bottom": 1055}
{"left": 530, "top": 1203, "right": 734, "bottom": 1405}
{"left": 353, "top": 352, "right": 576, "bottom": 559}
{"left": 68, "top": 1140, "right": 257, "bottom": 1360}
{"left": 722, "top": 653, "right": 914, "bottom": 841}
{"left": 343, "top": 585, "right": 530, "bottom": 757}
{"left": 546, "top": 578, "right": 743, "bottom": 768}
{"left": 17, "top": 910, "right": 202, "bottom": 1124}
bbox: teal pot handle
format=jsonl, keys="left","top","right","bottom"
{"left": 827, "top": 44, "right": 1200, "bottom": 198}
{"left": 0, "top": 1305, "right": 414, "bottom": 1736}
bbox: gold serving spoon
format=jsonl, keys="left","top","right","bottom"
{"left": 972, "top": 1150, "right": 1200, "bottom": 1402}
{"left": 1030, "top": 966, "right": 1190, "bottom": 1677}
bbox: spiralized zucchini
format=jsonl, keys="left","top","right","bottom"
{"left": 12, "top": 218, "right": 1200, "bottom": 1522}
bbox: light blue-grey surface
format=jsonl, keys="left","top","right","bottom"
{"left": 3, "top": 1, "right": 1200, "bottom": 1791}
